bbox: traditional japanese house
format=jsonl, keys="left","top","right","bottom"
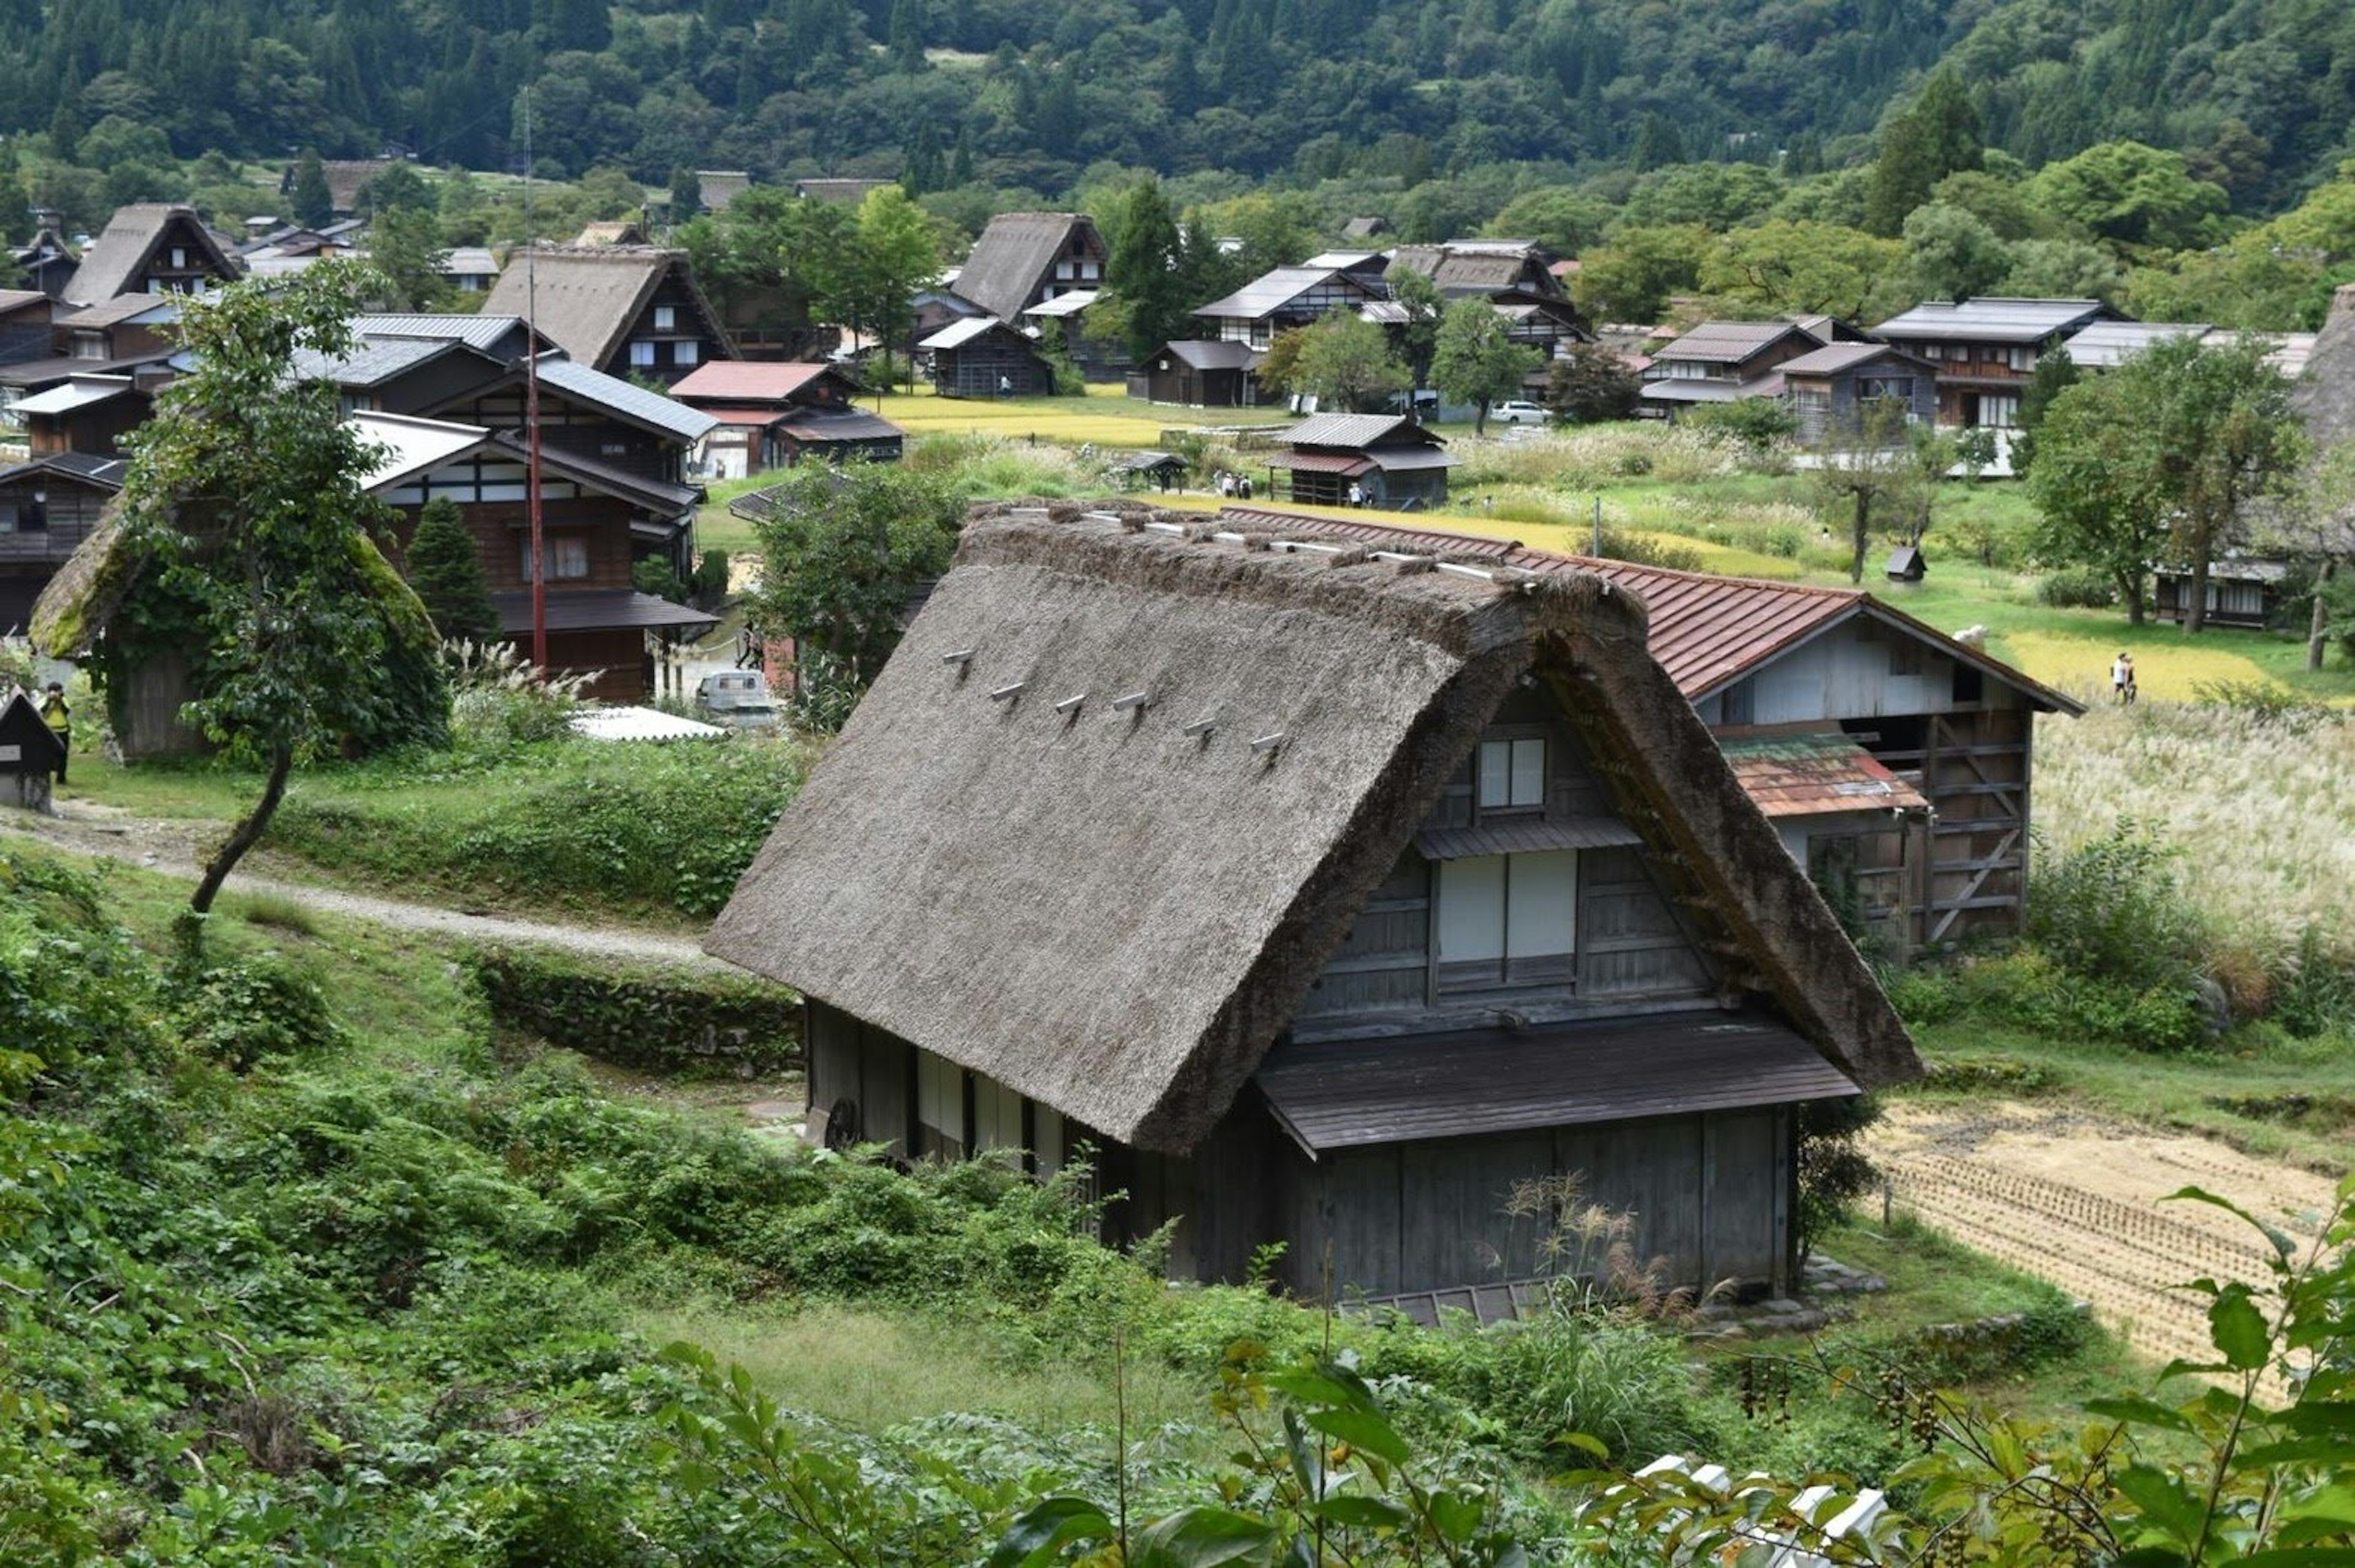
{"left": 955, "top": 212, "right": 1108, "bottom": 324}
{"left": 17, "top": 371, "right": 167, "bottom": 457}
{"left": 919, "top": 318, "right": 1055, "bottom": 398}
{"left": 708, "top": 503, "right": 1920, "bottom": 1307}
{"left": 10, "top": 211, "right": 78, "bottom": 299}
{"left": 1220, "top": 506, "right": 2083, "bottom": 950}
{"left": 62, "top": 205, "right": 242, "bottom": 305}
{"left": 439, "top": 248, "right": 501, "bottom": 294}
{"left": 355, "top": 412, "right": 715, "bottom": 701}
{"left": 1192, "top": 254, "right": 1392, "bottom": 351}
{"left": 1639, "top": 320, "right": 1826, "bottom": 418}
{"left": 668, "top": 361, "right": 903, "bottom": 476}
{"left": 1867, "top": 297, "right": 2120, "bottom": 428}
{"left": 0, "top": 291, "right": 53, "bottom": 365}
{"left": 1266, "top": 413, "right": 1455, "bottom": 508}
{"left": 278, "top": 159, "right": 397, "bottom": 220}
{"left": 1778, "top": 343, "right": 1940, "bottom": 442}
{"left": 2153, "top": 558, "right": 2289, "bottom": 629}
{"left": 0, "top": 453, "right": 125, "bottom": 635}
{"left": 1388, "top": 240, "right": 1564, "bottom": 302}
{"left": 481, "top": 248, "right": 735, "bottom": 385}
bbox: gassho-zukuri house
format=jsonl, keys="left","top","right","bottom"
{"left": 708, "top": 502, "right": 1921, "bottom": 1310}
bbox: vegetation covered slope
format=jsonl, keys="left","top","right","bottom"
{"left": 6, "top": 0, "right": 2355, "bottom": 222}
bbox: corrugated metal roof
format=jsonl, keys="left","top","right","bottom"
{"left": 1780, "top": 342, "right": 1910, "bottom": 377}
{"left": 919, "top": 316, "right": 1006, "bottom": 350}
{"left": 0, "top": 452, "right": 128, "bottom": 489}
{"left": 1720, "top": 733, "right": 1929, "bottom": 817}
{"left": 1022, "top": 289, "right": 1100, "bottom": 317}
{"left": 2059, "top": 320, "right": 2207, "bottom": 369}
{"left": 670, "top": 360, "right": 838, "bottom": 401}
{"left": 351, "top": 313, "right": 530, "bottom": 352}
{"left": 535, "top": 356, "right": 719, "bottom": 440}
{"left": 1871, "top": 297, "right": 2111, "bottom": 343}
{"left": 1283, "top": 413, "right": 1431, "bottom": 448}
{"left": 1363, "top": 446, "right": 1456, "bottom": 472}
{"left": 777, "top": 408, "right": 903, "bottom": 442}
{"left": 1655, "top": 321, "right": 1810, "bottom": 362}
{"left": 292, "top": 336, "right": 451, "bottom": 388}
{"left": 1271, "top": 449, "right": 1373, "bottom": 475}
{"left": 1638, "top": 379, "right": 1748, "bottom": 403}
{"left": 1214, "top": 504, "right": 2081, "bottom": 714}
{"left": 348, "top": 412, "right": 493, "bottom": 489}
{"left": 492, "top": 588, "right": 718, "bottom": 636}
{"left": 59, "top": 291, "right": 182, "bottom": 328}
{"left": 570, "top": 705, "right": 726, "bottom": 741}
{"left": 1194, "top": 264, "right": 1376, "bottom": 321}
{"left": 14, "top": 376, "right": 136, "bottom": 415}
{"left": 1162, "top": 339, "right": 1260, "bottom": 370}
{"left": 1254, "top": 1012, "right": 1858, "bottom": 1153}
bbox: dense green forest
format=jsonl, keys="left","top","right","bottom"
{"left": 6, "top": 0, "right": 2355, "bottom": 219}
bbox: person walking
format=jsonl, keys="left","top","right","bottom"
{"left": 2110, "top": 651, "right": 2137, "bottom": 705}
{"left": 37, "top": 681, "right": 69, "bottom": 784}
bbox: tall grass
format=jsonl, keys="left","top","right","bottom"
{"left": 2034, "top": 699, "right": 2355, "bottom": 968}
{"left": 1455, "top": 424, "right": 1745, "bottom": 490}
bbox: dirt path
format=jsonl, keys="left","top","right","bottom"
{"left": 2, "top": 803, "right": 724, "bottom": 969}
{"left": 1869, "top": 1102, "right": 2342, "bottom": 1379}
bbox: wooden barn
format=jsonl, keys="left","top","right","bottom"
{"left": 1138, "top": 339, "right": 1265, "bottom": 407}
{"left": 668, "top": 360, "right": 903, "bottom": 476}
{"left": 2153, "top": 558, "right": 2288, "bottom": 629}
{"left": 708, "top": 503, "right": 1920, "bottom": 1308}
{"left": 1267, "top": 414, "right": 1455, "bottom": 508}
{"left": 919, "top": 318, "right": 1055, "bottom": 398}
{"left": 1219, "top": 506, "right": 2083, "bottom": 950}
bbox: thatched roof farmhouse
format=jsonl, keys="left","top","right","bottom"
{"left": 710, "top": 502, "right": 1920, "bottom": 1309}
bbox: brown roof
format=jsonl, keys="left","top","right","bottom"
{"left": 65, "top": 206, "right": 240, "bottom": 305}
{"left": 1721, "top": 732, "right": 1930, "bottom": 817}
{"left": 706, "top": 500, "right": 1920, "bottom": 1151}
{"left": 669, "top": 360, "right": 846, "bottom": 403}
{"left": 1653, "top": 319, "right": 1818, "bottom": 364}
{"left": 2293, "top": 283, "right": 2355, "bottom": 449}
{"left": 1217, "top": 505, "right": 2080, "bottom": 713}
{"left": 956, "top": 212, "right": 1097, "bottom": 322}
{"left": 479, "top": 247, "right": 733, "bottom": 370}
{"left": 492, "top": 588, "right": 716, "bottom": 637}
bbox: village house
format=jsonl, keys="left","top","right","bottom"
{"left": 1867, "top": 297, "right": 2120, "bottom": 428}
{"left": 481, "top": 247, "right": 735, "bottom": 386}
{"left": 2153, "top": 559, "right": 2289, "bottom": 629}
{"left": 2059, "top": 319, "right": 2316, "bottom": 378}
{"left": 1638, "top": 320, "right": 1828, "bottom": 418}
{"left": 708, "top": 502, "right": 1920, "bottom": 1307}
{"left": 668, "top": 360, "right": 903, "bottom": 476}
{"left": 1266, "top": 413, "right": 1455, "bottom": 508}
{"left": 1220, "top": 507, "right": 2081, "bottom": 950}
{"left": 1190, "top": 252, "right": 1393, "bottom": 351}
{"left": 0, "top": 290, "right": 53, "bottom": 365}
{"left": 62, "top": 205, "right": 242, "bottom": 306}
{"left": 15, "top": 370, "right": 168, "bottom": 457}
{"left": 0, "top": 295, "right": 184, "bottom": 443}
{"left": 918, "top": 317, "right": 1056, "bottom": 398}
{"left": 1136, "top": 339, "right": 1266, "bottom": 407}
{"left": 1387, "top": 239, "right": 1562, "bottom": 302}
{"left": 438, "top": 247, "right": 501, "bottom": 294}
{"left": 10, "top": 210, "right": 79, "bottom": 299}
{"left": 0, "top": 453, "right": 124, "bottom": 635}
{"left": 954, "top": 212, "right": 1109, "bottom": 324}
{"left": 1777, "top": 342, "right": 1941, "bottom": 442}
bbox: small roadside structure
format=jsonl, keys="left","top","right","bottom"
{"left": 1266, "top": 413, "right": 1455, "bottom": 508}
{"left": 0, "top": 686, "right": 65, "bottom": 811}
{"left": 1885, "top": 545, "right": 1926, "bottom": 583}
{"left": 706, "top": 502, "right": 1920, "bottom": 1306}
{"left": 1110, "top": 451, "right": 1187, "bottom": 492}
{"left": 917, "top": 318, "right": 1055, "bottom": 398}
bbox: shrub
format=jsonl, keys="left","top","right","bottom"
{"left": 175, "top": 955, "right": 346, "bottom": 1071}
{"left": 2035, "top": 565, "right": 2116, "bottom": 607}
{"left": 1682, "top": 397, "right": 1798, "bottom": 457}
{"left": 1951, "top": 947, "right": 2210, "bottom": 1051}
{"left": 2026, "top": 820, "right": 2204, "bottom": 992}
{"left": 2191, "top": 676, "right": 2337, "bottom": 732}
{"left": 442, "top": 640, "right": 592, "bottom": 754}
{"left": 1593, "top": 525, "right": 1707, "bottom": 573}
{"left": 1794, "top": 1096, "right": 1882, "bottom": 1266}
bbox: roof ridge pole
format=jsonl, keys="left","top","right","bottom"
{"left": 524, "top": 86, "right": 546, "bottom": 669}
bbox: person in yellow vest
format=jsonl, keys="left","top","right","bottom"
{"left": 37, "top": 681, "right": 69, "bottom": 784}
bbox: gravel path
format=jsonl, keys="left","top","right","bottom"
{"left": 2, "top": 803, "right": 724, "bottom": 969}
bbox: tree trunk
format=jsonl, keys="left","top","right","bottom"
{"left": 2121, "top": 568, "right": 2146, "bottom": 625}
{"left": 191, "top": 743, "right": 293, "bottom": 916}
{"left": 2185, "top": 541, "right": 2211, "bottom": 634}
{"left": 2310, "top": 559, "right": 2337, "bottom": 673}
{"left": 1472, "top": 405, "right": 1488, "bottom": 438}
{"left": 1850, "top": 490, "right": 1870, "bottom": 584}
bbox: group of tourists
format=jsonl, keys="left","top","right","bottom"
{"left": 1214, "top": 471, "right": 1255, "bottom": 500}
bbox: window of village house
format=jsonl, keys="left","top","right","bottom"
{"left": 1919, "top": 343, "right": 1943, "bottom": 359}
{"left": 653, "top": 305, "right": 676, "bottom": 332}
{"left": 2008, "top": 346, "right": 2035, "bottom": 372}
{"left": 675, "top": 339, "right": 699, "bottom": 367}
{"left": 169, "top": 247, "right": 186, "bottom": 268}
{"left": 1477, "top": 736, "right": 1545, "bottom": 812}
{"left": 520, "top": 536, "right": 589, "bottom": 580}
{"left": 1979, "top": 393, "right": 2021, "bottom": 428}
{"left": 629, "top": 340, "right": 657, "bottom": 367}
{"left": 1434, "top": 851, "right": 1578, "bottom": 992}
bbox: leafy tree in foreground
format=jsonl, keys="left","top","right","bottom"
{"left": 112, "top": 264, "right": 448, "bottom": 920}
{"left": 1284, "top": 310, "right": 1411, "bottom": 413}
{"left": 1429, "top": 296, "right": 1539, "bottom": 435}
{"left": 404, "top": 495, "right": 499, "bottom": 644}
{"left": 2026, "top": 370, "right": 2169, "bottom": 621}
{"left": 745, "top": 463, "right": 962, "bottom": 695}
{"left": 1103, "top": 173, "right": 1189, "bottom": 359}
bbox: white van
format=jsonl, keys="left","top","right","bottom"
{"left": 695, "top": 669, "right": 780, "bottom": 729}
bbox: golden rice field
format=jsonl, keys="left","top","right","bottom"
{"left": 879, "top": 383, "right": 1291, "bottom": 446}
{"left": 2034, "top": 699, "right": 2355, "bottom": 963}
{"left": 1994, "top": 631, "right": 2280, "bottom": 702}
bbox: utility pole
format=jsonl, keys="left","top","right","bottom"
{"left": 524, "top": 87, "right": 546, "bottom": 668}
{"left": 1591, "top": 494, "right": 1603, "bottom": 557}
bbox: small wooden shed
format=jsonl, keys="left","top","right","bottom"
{"left": 708, "top": 502, "right": 1921, "bottom": 1308}
{"left": 0, "top": 687, "right": 65, "bottom": 811}
{"left": 918, "top": 318, "right": 1055, "bottom": 399}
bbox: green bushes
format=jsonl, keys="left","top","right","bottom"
{"left": 471, "top": 947, "right": 800, "bottom": 1075}
{"left": 2035, "top": 565, "right": 2117, "bottom": 606}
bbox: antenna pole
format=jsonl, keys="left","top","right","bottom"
{"left": 1591, "top": 493, "right": 1603, "bottom": 557}
{"left": 524, "top": 87, "right": 546, "bottom": 669}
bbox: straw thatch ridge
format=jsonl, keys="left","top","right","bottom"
{"left": 706, "top": 501, "right": 1916, "bottom": 1150}
{"left": 480, "top": 247, "right": 734, "bottom": 370}
{"left": 2292, "top": 283, "right": 2355, "bottom": 448}
{"left": 29, "top": 499, "right": 137, "bottom": 656}
{"left": 955, "top": 212, "right": 1096, "bottom": 323}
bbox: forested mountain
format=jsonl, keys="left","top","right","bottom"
{"left": 2, "top": 0, "right": 2350, "bottom": 220}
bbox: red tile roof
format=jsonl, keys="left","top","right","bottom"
{"left": 1216, "top": 504, "right": 2080, "bottom": 713}
{"left": 668, "top": 360, "right": 839, "bottom": 402}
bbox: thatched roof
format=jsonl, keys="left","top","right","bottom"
{"left": 956, "top": 212, "right": 1097, "bottom": 323}
{"left": 29, "top": 501, "right": 138, "bottom": 656}
{"left": 706, "top": 500, "right": 1919, "bottom": 1152}
{"left": 66, "top": 205, "right": 240, "bottom": 305}
{"left": 2293, "top": 283, "right": 2355, "bottom": 449}
{"left": 480, "top": 247, "right": 733, "bottom": 370}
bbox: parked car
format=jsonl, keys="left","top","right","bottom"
{"left": 1488, "top": 399, "right": 1549, "bottom": 426}
{"left": 695, "top": 670, "right": 780, "bottom": 729}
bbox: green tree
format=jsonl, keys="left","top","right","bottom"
{"left": 745, "top": 463, "right": 963, "bottom": 692}
{"left": 1698, "top": 220, "right": 1902, "bottom": 319}
{"left": 2025, "top": 140, "right": 2231, "bottom": 251}
{"left": 2010, "top": 344, "right": 2082, "bottom": 476}
{"left": 1900, "top": 202, "right": 2013, "bottom": 303}
{"left": 356, "top": 163, "right": 433, "bottom": 216}
{"left": 1104, "top": 174, "right": 1187, "bottom": 359}
{"left": 365, "top": 204, "right": 451, "bottom": 311}
{"left": 1866, "top": 69, "right": 1982, "bottom": 236}
{"left": 2002, "top": 237, "right": 2123, "bottom": 302}
{"left": 1430, "top": 297, "right": 1541, "bottom": 435}
{"left": 1570, "top": 223, "right": 1709, "bottom": 323}
{"left": 1485, "top": 187, "right": 1614, "bottom": 255}
{"left": 1385, "top": 262, "right": 1445, "bottom": 386}
{"left": 1543, "top": 341, "right": 1641, "bottom": 424}
{"left": 668, "top": 166, "right": 703, "bottom": 224}
{"left": 404, "top": 495, "right": 499, "bottom": 644}
{"left": 1284, "top": 310, "right": 1411, "bottom": 413}
{"left": 106, "top": 264, "right": 447, "bottom": 920}
{"left": 817, "top": 186, "right": 941, "bottom": 390}
{"left": 291, "top": 147, "right": 332, "bottom": 228}
{"left": 1812, "top": 399, "right": 1938, "bottom": 583}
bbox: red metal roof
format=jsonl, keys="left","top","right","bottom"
{"left": 1720, "top": 733, "right": 1930, "bottom": 817}
{"left": 1216, "top": 505, "right": 2079, "bottom": 714}
{"left": 668, "top": 360, "right": 840, "bottom": 402}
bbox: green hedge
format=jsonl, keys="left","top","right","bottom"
{"left": 472, "top": 948, "right": 800, "bottom": 1076}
